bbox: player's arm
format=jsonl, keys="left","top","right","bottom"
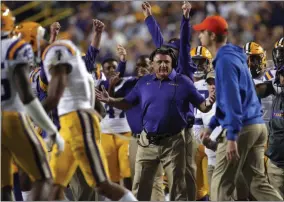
{"left": 116, "top": 45, "right": 127, "bottom": 77}
{"left": 142, "top": 2, "right": 164, "bottom": 48}
{"left": 42, "top": 63, "right": 70, "bottom": 112}
{"left": 84, "top": 19, "right": 104, "bottom": 72}
{"left": 177, "top": 2, "right": 196, "bottom": 81}
{"left": 49, "top": 22, "right": 60, "bottom": 44}
{"left": 95, "top": 100, "right": 106, "bottom": 119}
{"left": 255, "top": 81, "right": 274, "bottom": 98}
{"left": 14, "top": 63, "right": 59, "bottom": 135}
{"left": 13, "top": 45, "right": 64, "bottom": 153}
{"left": 95, "top": 84, "right": 136, "bottom": 110}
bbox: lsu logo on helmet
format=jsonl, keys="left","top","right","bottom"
{"left": 190, "top": 46, "right": 213, "bottom": 79}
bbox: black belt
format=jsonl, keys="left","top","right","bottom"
{"left": 144, "top": 131, "right": 180, "bottom": 145}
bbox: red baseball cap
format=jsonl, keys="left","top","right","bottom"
{"left": 193, "top": 15, "right": 228, "bottom": 35}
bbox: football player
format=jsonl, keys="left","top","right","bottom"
{"left": 244, "top": 42, "right": 267, "bottom": 81}
{"left": 263, "top": 37, "right": 284, "bottom": 82}
{"left": 272, "top": 37, "right": 284, "bottom": 71}
{"left": 97, "top": 45, "right": 132, "bottom": 189}
{"left": 244, "top": 42, "right": 273, "bottom": 124}
{"left": 191, "top": 46, "right": 213, "bottom": 201}
{"left": 1, "top": 4, "right": 64, "bottom": 201}
{"left": 40, "top": 39, "right": 136, "bottom": 201}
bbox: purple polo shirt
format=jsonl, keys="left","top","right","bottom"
{"left": 124, "top": 69, "right": 205, "bottom": 134}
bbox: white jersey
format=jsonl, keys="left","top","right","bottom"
{"left": 194, "top": 79, "right": 208, "bottom": 99}
{"left": 193, "top": 103, "right": 222, "bottom": 166}
{"left": 1, "top": 37, "right": 34, "bottom": 112}
{"left": 253, "top": 70, "right": 276, "bottom": 124}
{"left": 193, "top": 79, "right": 222, "bottom": 166}
{"left": 42, "top": 40, "right": 94, "bottom": 116}
{"left": 99, "top": 78, "right": 131, "bottom": 134}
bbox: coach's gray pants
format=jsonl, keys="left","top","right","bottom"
{"left": 132, "top": 131, "right": 187, "bottom": 201}
{"left": 183, "top": 127, "right": 197, "bottom": 200}
{"left": 129, "top": 137, "right": 164, "bottom": 201}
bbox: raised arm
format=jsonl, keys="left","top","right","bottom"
{"left": 142, "top": 2, "right": 164, "bottom": 48}
{"left": 177, "top": 2, "right": 196, "bottom": 81}
{"left": 84, "top": 19, "right": 105, "bottom": 72}
{"left": 49, "top": 22, "right": 61, "bottom": 44}
{"left": 116, "top": 44, "right": 127, "bottom": 77}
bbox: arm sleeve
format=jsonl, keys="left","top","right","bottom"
{"left": 145, "top": 15, "right": 164, "bottom": 48}
{"left": 116, "top": 61, "right": 126, "bottom": 77}
{"left": 84, "top": 45, "right": 99, "bottom": 72}
{"left": 24, "top": 98, "right": 58, "bottom": 135}
{"left": 216, "top": 56, "right": 243, "bottom": 141}
{"left": 176, "top": 16, "right": 196, "bottom": 81}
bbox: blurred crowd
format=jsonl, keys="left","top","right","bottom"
{"left": 6, "top": 1, "right": 284, "bottom": 74}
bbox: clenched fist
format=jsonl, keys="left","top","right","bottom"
{"left": 182, "top": 1, "right": 192, "bottom": 19}
{"left": 93, "top": 19, "right": 105, "bottom": 33}
{"left": 117, "top": 44, "right": 127, "bottom": 62}
{"left": 50, "top": 22, "right": 61, "bottom": 36}
{"left": 141, "top": 2, "right": 152, "bottom": 18}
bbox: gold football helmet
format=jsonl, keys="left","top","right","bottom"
{"left": 12, "top": 21, "right": 46, "bottom": 53}
{"left": 190, "top": 46, "right": 213, "bottom": 79}
{"left": 272, "top": 37, "right": 284, "bottom": 69}
{"left": 1, "top": 3, "right": 15, "bottom": 37}
{"left": 244, "top": 42, "right": 267, "bottom": 78}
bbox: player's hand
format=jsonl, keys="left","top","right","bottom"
{"left": 142, "top": 2, "right": 152, "bottom": 18}
{"left": 200, "top": 127, "right": 212, "bottom": 141}
{"left": 93, "top": 19, "right": 105, "bottom": 33}
{"left": 50, "top": 22, "right": 61, "bottom": 37}
{"left": 109, "top": 72, "right": 121, "bottom": 87}
{"left": 117, "top": 45, "right": 127, "bottom": 62}
{"left": 226, "top": 140, "right": 240, "bottom": 162}
{"left": 45, "top": 132, "right": 65, "bottom": 156}
{"left": 182, "top": 1, "right": 192, "bottom": 19}
{"left": 95, "top": 85, "right": 111, "bottom": 103}
{"left": 206, "top": 92, "right": 216, "bottom": 107}
{"left": 54, "top": 132, "right": 65, "bottom": 156}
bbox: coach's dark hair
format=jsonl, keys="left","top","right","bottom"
{"left": 208, "top": 30, "right": 228, "bottom": 43}
{"left": 101, "top": 58, "right": 118, "bottom": 67}
{"left": 149, "top": 47, "right": 178, "bottom": 67}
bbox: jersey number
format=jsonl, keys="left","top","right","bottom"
{"left": 105, "top": 104, "right": 125, "bottom": 118}
{"left": 1, "top": 62, "right": 11, "bottom": 101}
{"left": 55, "top": 50, "right": 62, "bottom": 61}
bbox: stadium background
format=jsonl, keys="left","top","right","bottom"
{"left": 4, "top": 1, "right": 284, "bottom": 75}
